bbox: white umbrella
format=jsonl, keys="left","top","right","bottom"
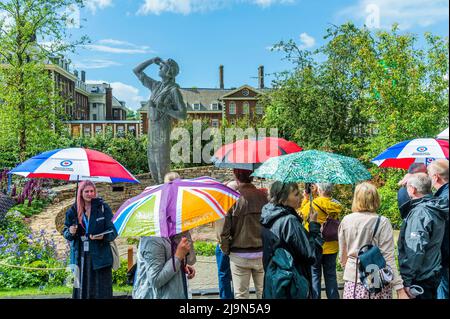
{"left": 437, "top": 127, "right": 449, "bottom": 140}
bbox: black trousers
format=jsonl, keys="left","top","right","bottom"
{"left": 73, "top": 252, "right": 113, "bottom": 299}
{"left": 412, "top": 274, "right": 440, "bottom": 300}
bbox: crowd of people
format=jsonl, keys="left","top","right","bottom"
{"left": 63, "top": 159, "right": 449, "bottom": 300}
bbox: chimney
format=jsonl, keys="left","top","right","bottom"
{"left": 74, "top": 70, "right": 79, "bottom": 79}
{"left": 105, "top": 85, "right": 113, "bottom": 120}
{"left": 258, "top": 65, "right": 264, "bottom": 89}
{"left": 219, "top": 65, "right": 224, "bottom": 89}
{"left": 81, "top": 70, "right": 86, "bottom": 83}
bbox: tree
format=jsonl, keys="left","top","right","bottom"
{"left": 263, "top": 23, "right": 449, "bottom": 158}
{"left": 0, "top": 0, "right": 88, "bottom": 165}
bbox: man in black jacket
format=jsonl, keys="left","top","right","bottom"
{"left": 427, "top": 159, "right": 449, "bottom": 299}
{"left": 397, "top": 163, "right": 427, "bottom": 219}
{"left": 398, "top": 173, "right": 447, "bottom": 299}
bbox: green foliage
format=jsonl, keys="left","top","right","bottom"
{"left": 13, "top": 199, "right": 51, "bottom": 218}
{"left": 0, "top": 0, "right": 88, "bottom": 163}
{"left": 0, "top": 211, "right": 68, "bottom": 289}
{"left": 194, "top": 241, "right": 216, "bottom": 256}
{"left": 264, "top": 23, "right": 449, "bottom": 159}
{"left": 112, "top": 259, "right": 129, "bottom": 286}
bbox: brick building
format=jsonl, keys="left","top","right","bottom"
{"left": 138, "top": 65, "right": 269, "bottom": 134}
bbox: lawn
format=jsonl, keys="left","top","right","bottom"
{"left": 0, "top": 285, "right": 132, "bottom": 298}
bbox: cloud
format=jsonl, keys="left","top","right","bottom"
{"left": 109, "top": 82, "right": 145, "bottom": 111}
{"left": 337, "top": 0, "right": 449, "bottom": 30}
{"left": 72, "top": 59, "right": 122, "bottom": 69}
{"left": 86, "top": 80, "right": 145, "bottom": 111}
{"left": 83, "top": 39, "right": 155, "bottom": 54}
{"left": 85, "top": 0, "right": 114, "bottom": 14}
{"left": 137, "top": 0, "right": 294, "bottom": 15}
{"left": 298, "top": 33, "right": 316, "bottom": 49}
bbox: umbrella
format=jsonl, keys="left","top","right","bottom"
{"left": 371, "top": 138, "right": 449, "bottom": 169}
{"left": 112, "top": 177, "right": 240, "bottom": 238}
{"left": 211, "top": 137, "right": 302, "bottom": 170}
{"left": 251, "top": 150, "right": 371, "bottom": 184}
{"left": 437, "top": 128, "right": 449, "bottom": 140}
{"left": 8, "top": 148, "right": 139, "bottom": 183}
{"left": 7, "top": 147, "right": 139, "bottom": 299}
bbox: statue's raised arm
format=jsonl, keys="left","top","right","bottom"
{"left": 133, "top": 57, "right": 187, "bottom": 183}
{"left": 133, "top": 57, "right": 162, "bottom": 92}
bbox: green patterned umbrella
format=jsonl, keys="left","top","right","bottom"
{"left": 251, "top": 150, "right": 371, "bottom": 184}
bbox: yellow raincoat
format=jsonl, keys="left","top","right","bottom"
{"left": 298, "top": 196, "right": 342, "bottom": 255}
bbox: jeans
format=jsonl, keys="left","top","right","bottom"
{"left": 437, "top": 267, "right": 449, "bottom": 299}
{"left": 215, "top": 244, "right": 234, "bottom": 299}
{"left": 311, "top": 252, "right": 340, "bottom": 299}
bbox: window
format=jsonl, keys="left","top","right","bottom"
{"left": 243, "top": 102, "right": 250, "bottom": 115}
{"left": 192, "top": 103, "right": 201, "bottom": 111}
{"left": 95, "top": 125, "right": 102, "bottom": 134}
{"left": 256, "top": 104, "right": 264, "bottom": 115}
{"left": 113, "top": 109, "right": 120, "bottom": 119}
{"left": 211, "top": 102, "right": 219, "bottom": 111}
{"left": 92, "top": 114, "right": 97, "bottom": 121}
{"left": 83, "top": 126, "right": 91, "bottom": 137}
{"left": 92, "top": 103, "right": 97, "bottom": 108}
{"left": 211, "top": 119, "right": 219, "bottom": 128}
{"left": 229, "top": 102, "right": 236, "bottom": 115}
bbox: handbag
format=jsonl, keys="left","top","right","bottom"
{"left": 99, "top": 203, "right": 120, "bottom": 271}
{"left": 354, "top": 216, "right": 393, "bottom": 298}
{"left": 110, "top": 240, "right": 121, "bottom": 270}
{"left": 313, "top": 203, "right": 340, "bottom": 242}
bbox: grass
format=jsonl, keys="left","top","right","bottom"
{"left": 0, "top": 285, "right": 132, "bottom": 298}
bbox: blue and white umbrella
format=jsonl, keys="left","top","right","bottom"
{"left": 372, "top": 138, "right": 449, "bottom": 169}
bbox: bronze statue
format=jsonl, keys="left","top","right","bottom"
{"left": 133, "top": 57, "right": 187, "bottom": 183}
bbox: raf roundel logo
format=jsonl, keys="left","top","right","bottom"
{"left": 416, "top": 146, "right": 428, "bottom": 153}
{"left": 60, "top": 160, "right": 73, "bottom": 167}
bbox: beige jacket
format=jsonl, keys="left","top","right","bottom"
{"left": 338, "top": 212, "right": 403, "bottom": 291}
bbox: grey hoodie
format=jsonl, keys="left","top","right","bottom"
{"left": 398, "top": 195, "right": 448, "bottom": 286}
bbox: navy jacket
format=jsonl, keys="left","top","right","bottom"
{"left": 435, "top": 183, "right": 449, "bottom": 268}
{"left": 398, "top": 195, "right": 447, "bottom": 286}
{"left": 63, "top": 198, "right": 118, "bottom": 271}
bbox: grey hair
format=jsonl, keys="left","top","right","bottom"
{"left": 407, "top": 173, "right": 432, "bottom": 195}
{"left": 164, "top": 172, "right": 180, "bottom": 183}
{"left": 427, "top": 159, "right": 449, "bottom": 183}
{"left": 317, "top": 183, "right": 333, "bottom": 196}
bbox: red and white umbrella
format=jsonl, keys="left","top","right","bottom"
{"left": 211, "top": 137, "right": 303, "bottom": 170}
{"left": 9, "top": 148, "right": 139, "bottom": 183}
{"left": 372, "top": 138, "right": 449, "bottom": 169}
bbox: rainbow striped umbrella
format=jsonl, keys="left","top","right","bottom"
{"left": 112, "top": 177, "right": 240, "bottom": 238}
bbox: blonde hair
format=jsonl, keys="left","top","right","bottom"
{"left": 164, "top": 172, "right": 180, "bottom": 183}
{"left": 352, "top": 182, "right": 380, "bottom": 213}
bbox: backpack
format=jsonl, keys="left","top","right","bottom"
{"left": 263, "top": 211, "right": 310, "bottom": 299}
{"left": 264, "top": 247, "right": 309, "bottom": 299}
{"left": 354, "top": 216, "right": 393, "bottom": 298}
{"left": 312, "top": 202, "right": 340, "bottom": 242}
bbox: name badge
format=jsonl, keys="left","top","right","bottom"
{"left": 83, "top": 241, "right": 89, "bottom": 252}
{"left": 96, "top": 217, "right": 105, "bottom": 221}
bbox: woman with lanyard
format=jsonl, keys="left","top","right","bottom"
{"left": 63, "top": 180, "right": 118, "bottom": 299}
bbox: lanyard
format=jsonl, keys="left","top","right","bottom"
{"left": 83, "top": 214, "right": 89, "bottom": 236}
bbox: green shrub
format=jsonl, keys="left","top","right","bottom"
{"left": 194, "top": 241, "right": 216, "bottom": 256}
{"left": 112, "top": 259, "right": 129, "bottom": 286}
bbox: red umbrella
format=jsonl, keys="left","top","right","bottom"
{"left": 211, "top": 137, "right": 302, "bottom": 170}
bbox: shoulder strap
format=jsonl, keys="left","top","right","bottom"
{"left": 312, "top": 202, "right": 327, "bottom": 215}
{"left": 371, "top": 216, "right": 382, "bottom": 242}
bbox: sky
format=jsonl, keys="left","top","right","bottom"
{"left": 59, "top": 0, "right": 450, "bottom": 110}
